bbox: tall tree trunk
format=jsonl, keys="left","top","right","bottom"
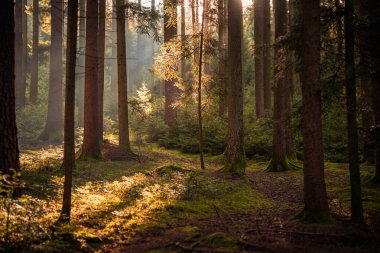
{"left": 164, "top": 0, "right": 178, "bottom": 129}
{"left": 254, "top": 0, "right": 264, "bottom": 119}
{"left": 111, "top": 0, "right": 118, "bottom": 106}
{"left": 263, "top": 0, "right": 271, "bottom": 110}
{"left": 30, "top": 0, "right": 39, "bottom": 104}
{"left": 150, "top": 0, "right": 156, "bottom": 90}
{"left": 344, "top": 0, "right": 363, "bottom": 223}
{"left": 15, "top": 0, "right": 24, "bottom": 108}
{"left": 217, "top": 0, "right": 227, "bottom": 116}
{"left": 98, "top": 0, "right": 106, "bottom": 142}
{"left": 21, "top": 0, "right": 27, "bottom": 106}
{"left": 368, "top": 1, "right": 380, "bottom": 184}
{"left": 116, "top": 0, "right": 133, "bottom": 153}
{"left": 136, "top": 0, "right": 143, "bottom": 89}
{"left": 81, "top": 0, "right": 101, "bottom": 158}
{"left": 181, "top": 0, "right": 186, "bottom": 81}
{"left": 77, "top": 0, "right": 86, "bottom": 127}
{"left": 223, "top": 0, "right": 246, "bottom": 176}
{"left": 0, "top": 0, "right": 20, "bottom": 197}
{"left": 40, "top": 0, "right": 64, "bottom": 142}
{"left": 60, "top": 0, "right": 78, "bottom": 222}
{"left": 299, "top": 0, "right": 330, "bottom": 222}
{"left": 267, "top": 0, "right": 293, "bottom": 172}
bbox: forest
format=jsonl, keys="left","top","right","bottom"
{"left": 0, "top": 0, "right": 380, "bottom": 252}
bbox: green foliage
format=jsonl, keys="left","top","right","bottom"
{"left": 16, "top": 103, "right": 47, "bottom": 139}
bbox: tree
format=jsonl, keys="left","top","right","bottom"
{"left": 217, "top": 0, "right": 228, "bottom": 116}
{"left": 98, "top": 0, "right": 106, "bottom": 142}
{"left": 77, "top": 0, "right": 86, "bottom": 127}
{"left": 60, "top": 0, "right": 78, "bottom": 222}
{"left": 368, "top": 0, "right": 380, "bottom": 184}
{"left": 40, "top": 0, "right": 64, "bottom": 142}
{"left": 298, "top": 0, "right": 330, "bottom": 222}
{"left": 0, "top": 0, "right": 20, "bottom": 185}
{"left": 30, "top": 0, "right": 39, "bottom": 104}
{"left": 223, "top": 0, "right": 246, "bottom": 176}
{"left": 110, "top": 0, "right": 118, "bottom": 107}
{"left": 15, "top": 0, "right": 26, "bottom": 108}
{"left": 263, "top": 0, "right": 271, "bottom": 110}
{"left": 267, "top": 0, "right": 294, "bottom": 172}
{"left": 163, "top": 0, "right": 178, "bottom": 129}
{"left": 116, "top": 0, "right": 133, "bottom": 153}
{"left": 197, "top": 0, "right": 206, "bottom": 170}
{"left": 344, "top": 0, "right": 363, "bottom": 223}
{"left": 180, "top": 0, "right": 186, "bottom": 81}
{"left": 254, "top": 0, "right": 264, "bottom": 118}
{"left": 81, "top": 0, "right": 101, "bottom": 158}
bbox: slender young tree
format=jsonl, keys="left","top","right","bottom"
{"left": 263, "top": 0, "right": 271, "bottom": 110}
{"left": 30, "top": 0, "right": 39, "bottom": 104}
{"left": 60, "top": 0, "right": 78, "bottom": 222}
{"left": 163, "top": 0, "right": 178, "bottom": 129}
{"left": 197, "top": 0, "right": 206, "bottom": 170}
{"left": 77, "top": 0, "right": 86, "bottom": 127}
{"left": 40, "top": 0, "right": 64, "bottom": 142}
{"left": 254, "top": 0, "right": 264, "bottom": 118}
{"left": 0, "top": 0, "right": 20, "bottom": 196}
{"left": 116, "top": 0, "right": 133, "bottom": 154}
{"left": 98, "top": 0, "right": 106, "bottom": 142}
{"left": 298, "top": 0, "right": 330, "bottom": 222}
{"left": 81, "top": 0, "right": 101, "bottom": 158}
{"left": 223, "top": 0, "right": 246, "bottom": 176}
{"left": 344, "top": 0, "right": 363, "bottom": 223}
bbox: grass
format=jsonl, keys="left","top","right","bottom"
{"left": 1, "top": 140, "right": 379, "bottom": 252}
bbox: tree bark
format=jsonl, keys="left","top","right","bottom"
{"left": 40, "top": 0, "right": 64, "bottom": 142}
{"left": 164, "top": 0, "right": 178, "bottom": 129}
{"left": 111, "top": 0, "right": 118, "bottom": 106}
{"left": 267, "top": 0, "right": 293, "bottom": 172}
{"left": 77, "top": 0, "right": 86, "bottom": 127}
{"left": 223, "top": 0, "right": 246, "bottom": 176}
{"left": 0, "top": 0, "right": 20, "bottom": 195}
{"left": 263, "top": 0, "right": 271, "bottom": 110}
{"left": 217, "top": 0, "right": 227, "bottom": 117}
{"left": 15, "top": 0, "right": 24, "bottom": 108}
{"left": 345, "top": 0, "right": 363, "bottom": 223}
{"left": 117, "top": 0, "right": 133, "bottom": 153}
{"left": 299, "top": 0, "right": 330, "bottom": 222}
{"left": 98, "top": 0, "right": 106, "bottom": 142}
{"left": 21, "top": 0, "right": 27, "bottom": 106}
{"left": 81, "top": 0, "right": 101, "bottom": 158}
{"left": 60, "top": 0, "right": 78, "bottom": 222}
{"left": 181, "top": 0, "right": 186, "bottom": 81}
{"left": 30, "top": 0, "right": 39, "bottom": 104}
{"left": 254, "top": 0, "right": 264, "bottom": 119}
{"left": 367, "top": 0, "right": 380, "bottom": 184}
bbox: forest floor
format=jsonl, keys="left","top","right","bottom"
{"left": 1, "top": 136, "right": 380, "bottom": 253}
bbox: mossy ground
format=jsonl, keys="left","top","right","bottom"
{"left": 1, "top": 138, "right": 379, "bottom": 252}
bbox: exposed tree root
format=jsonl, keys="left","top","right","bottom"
{"left": 265, "top": 155, "right": 302, "bottom": 172}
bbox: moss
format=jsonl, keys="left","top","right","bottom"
{"left": 77, "top": 151, "right": 103, "bottom": 161}
{"left": 295, "top": 209, "right": 332, "bottom": 224}
{"left": 156, "top": 165, "right": 190, "bottom": 176}
{"left": 221, "top": 154, "right": 246, "bottom": 176}
{"left": 266, "top": 155, "right": 302, "bottom": 172}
